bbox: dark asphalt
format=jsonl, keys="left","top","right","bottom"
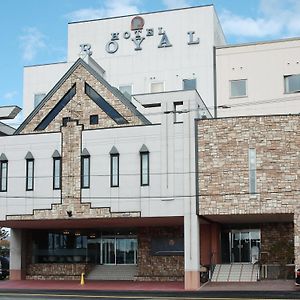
{"left": 0, "top": 289, "right": 299, "bottom": 299}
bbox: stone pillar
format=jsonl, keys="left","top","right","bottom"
{"left": 184, "top": 212, "right": 200, "bottom": 290}
{"left": 10, "top": 229, "right": 25, "bottom": 280}
{"left": 294, "top": 212, "right": 300, "bottom": 272}
{"left": 61, "top": 120, "right": 83, "bottom": 209}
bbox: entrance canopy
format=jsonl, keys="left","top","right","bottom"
{"left": 201, "top": 213, "right": 293, "bottom": 224}
{"left": 0, "top": 216, "right": 183, "bottom": 229}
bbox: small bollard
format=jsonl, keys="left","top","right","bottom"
{"left": 80, "top": 272, "right": 85, "bottom": 285}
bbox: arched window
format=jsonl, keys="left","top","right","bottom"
{"left": 140, "top": 145, "right": 149, "bottom": 186}
{"left": 110, "top": 146, "right": 119, "bottom": 187}
{"left": 25, "top": 152, "right": 34, "bottom": 191}
{"left": 52, "top": 150, "right": 61, "bottom": 190}
{"left": 0, "top": 153, "right": 8, "bottom": 192}
{"left": 81, "top": 148, "right": 90, "bottom": 189}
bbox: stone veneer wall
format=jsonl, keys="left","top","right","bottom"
{"left": 261, "top": 222, "right": 294, "bottom": 265}
{"left": 197, "top": 115, "right": 300, "bottom": 269}
{"left": 26, "top": 263, "right": 89, "bottom": 280}
{"left": 135, "top": 226, "right": 184, "bottom": 282}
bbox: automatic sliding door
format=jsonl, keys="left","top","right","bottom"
{"left": 102, "top": 238, "right": 115, "bottom": 264}
{"left": 240, "top": 231, "right": 250, "bottom": 262}
{"left": 231, "top": 230, "right": 260, "bottom": 263}
{"left": 116, "top": 238, "right": 137, "bottom": 264}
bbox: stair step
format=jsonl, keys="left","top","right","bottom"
{"left": 87, "top": 265, "right": 137, "bottom": 281}
{"left": 212, "top": 264, "right": 259, "bottom": 282}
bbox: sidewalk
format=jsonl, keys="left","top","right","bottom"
{"left": 200, "top": 280, "right": 298, "bottom": 292}
{"left": 0, "top": 279, "right": 298, "bottom": 292}
{"left": 0, "top": 279, "right": 184, "bottom": 291}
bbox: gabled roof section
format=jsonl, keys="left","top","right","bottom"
{"left": 25, "top": 151, "right": 34, "bottom": 160}
{"left": 52, "top": 150, "right": 61, "bottom": 158}
{"left": 82, "top": 148, "right": 90, "bottom": 156}
{"left": 15, "top": 58, "right": 150, "bottom": 135}
{"left": 0, "top": 153, "right": 8, "bottom": 161}
{"left": 109, "top": 146, "right": 119, "bottom": 155}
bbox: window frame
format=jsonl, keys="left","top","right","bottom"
{"left": 0, "top": 160, "right": 8, "bottom": 192}
{"left": 110, "top": 153, "right": 120, "bottom": 187}
{"left": 183, "top": 78, "right": 197, "bottom": 90}
{"left": 150, "top": 82, "right": 165, "bottom": 93}
{"left": 230, "top": 79, "right": 247, "bottom": 98}
{"left": 90, "top": 114, "right": 99, "bottom": 125}
{"left": 53, "top": 157, "right": 62, "bottom": 190}
{"left": 26, "top": 158, "right": 35, "bottom": 191}
{"left": 140, "top": 151, "right": 150, "bottom": 186}
{"left": 284, "top": 74, "right": 300, "bottom": 94}
{"left": 174, "top": 101, "right": 184, "bottom": 123}
{"left": 34, "top": 93, "right": 46, "bottom": 108}
{"left": 81, "top": 155, "right": 90, "bottom": 189}
{"left": 119, "top": 84, "right": 133, "bottom": 100}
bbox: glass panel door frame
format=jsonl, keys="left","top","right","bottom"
{"left": 100, "top": 236, "right": 138, "bottom": 265}
{"left": 230, "top": 229, "right": 260, "bottom": 263}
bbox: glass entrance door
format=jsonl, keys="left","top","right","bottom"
{"left": 231, "top": 230, "right": 260, "bottom": 263}
{"left": 101, "top": 237, "right": 137, "bottom": 265}
{"left": 102, "top": 238, "right": 115, "bottom": 264}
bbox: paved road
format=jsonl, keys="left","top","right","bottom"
{"left": 0, "top": 290, "right": 300, "bottom": 299}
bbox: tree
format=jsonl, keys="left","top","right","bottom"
{"left": 0, "top": 228, "right": 8, "bottom": 240}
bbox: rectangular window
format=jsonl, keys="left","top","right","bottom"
{"left": 230, "top": 79, "right": 247, "bottom": 98}
{"left": 34, "top": 93, "right": 46, "bottom": 108}
{"left": 62, "top": 117, "right": 71, "bottom": 126}
{"left": 110, "top": 154, "right": 119, "bottom": 187}
{"left": 284, "top": 74, "right": 300, "bottom": 93}
{"left": 140, "top": 152, "right": 149, "bottom": 186}
{"left": 90, "top": 115, "right": 99, "bottom": 125}
{"left": 53, "top": 158, "right": 61, "bottom": 190}
{"left": 249, "top": 148, "right": 256, "bottom": 195}
{"left": 174, "top": 101, "right": 184, "bottom": 123}
{"left": 119, "top": 85, "right": 132, "bottom": 100}
{"left": 0, "top": 161, "right": 8, "bottom": 192}
{"left": 151, "top": 82, "right": 164, "bottom": 93}
{"left": 183, "top": 79, "right": 197, "bottom": 90}
{"left": 26, "top": 159, "right": 34, "bottom": 191}
{"left": 81, "top": 156, "right": 90, "bottom": 188}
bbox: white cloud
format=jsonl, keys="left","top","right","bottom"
{"left": 20, "top": 27, "right": 46, "bottom": 62}
{"left": 220, "top": 0, "right": 300, "bottom": 41}
{"left": 3, "top": 91, "right": 18, "bottom": 100}
{"left": 162, "top": 0, "right": 191, "bottom": 9}
{"left": 66, "top": 0, "right": 140, "bottom": 22}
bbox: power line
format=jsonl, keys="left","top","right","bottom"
{"left": 0, "top": 188, "right": 299, "bottom": 200}
{"left": 3, "top": 92, "right": 300, "bottom": 127}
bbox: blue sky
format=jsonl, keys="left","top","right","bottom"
{"left": 1, "top": 0, "right": 300, "bottom": 127}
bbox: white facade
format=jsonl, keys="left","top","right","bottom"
{"left": 216, "top": 38, "right": 300, "bottom": 117}
{"left": 0, "top": 132, "right": 61, "bottom": 219}
{"left": 0, "top": 89, "right": 206, "bottom": 221}
{"left": 23, "top": 5, "right": 226, "bottom": 118}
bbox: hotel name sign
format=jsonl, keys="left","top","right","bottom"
{"left": 104, "top": 16, "right": 200, "bottom": 54}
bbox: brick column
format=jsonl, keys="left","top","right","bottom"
{"left": 61, "top": 120, "right": 83, "bottom": 210}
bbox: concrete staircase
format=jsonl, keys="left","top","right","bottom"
{"left": 211, "top": 264, "right": 259, "bottom": 282}
{"left": 86, "top": 265, "right": 138, "bottom": 281}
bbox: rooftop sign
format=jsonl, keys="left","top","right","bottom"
{"left": 105, "top": 16, "right": 200, "bottom": 54}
